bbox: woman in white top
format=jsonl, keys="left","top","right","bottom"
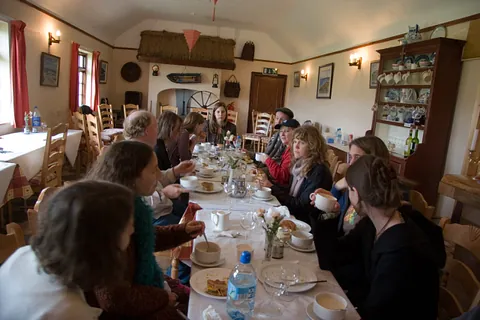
{"left": 0, "top": 181, "right": 135, "bottom": 320}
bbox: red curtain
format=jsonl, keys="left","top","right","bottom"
{"left": 90, "top": 51, "right": 100, "bottom": 111}
{"left": 10, "top": 21, "right": 29, "bottom": 128}
{"left": 69, "top": 42, "right": 80, "bottom": 112}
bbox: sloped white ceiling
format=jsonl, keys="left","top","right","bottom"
{"left": 27, "top": 0, "right": 480, "bottom": 62}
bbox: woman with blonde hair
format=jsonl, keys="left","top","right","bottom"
{"left": 267, "top": 125, "right": 332, "bottom": 224}
{"left": 204, "top": 102, "right": 236, "bottom": 145}
{"left": 167, "top": 112, "right": 206, "bottom": 166}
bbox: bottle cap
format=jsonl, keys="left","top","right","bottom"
{"left": 240, "top": 251, "right": 251, "bottom": 264}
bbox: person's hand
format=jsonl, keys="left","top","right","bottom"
{"left": 168, "top": 292, "right": 178, "bottom": 306}
{"left": 261, "top": 179, "right": 273, "bottom": 188}
{"left": 334, "top": 177, "right": 348, "bottom": 191}
{"left": 185, "top": 221, "right": 205, "bottom": 238}
{"left": 163, "top": 184, "right": 188, "bottom": 199}
{"left": 174, "top": 160, "right": 195, "bottom": 176}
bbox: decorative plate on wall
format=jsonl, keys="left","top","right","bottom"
{"left": 121, "top": 62, "right": 142, "bottom": 82}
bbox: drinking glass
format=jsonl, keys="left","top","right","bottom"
{"left": 279, "top": 265, "right": 299, "bottom": 302}
{"left": 255, "top": 274, "right": 284, "bottom": 318}
{"left": 240, "top": 211, "right": 257, "bottom": 240}
{"left": 246, "top": 181, "right": 260, "bottom": 203}
{"left": 223, "top": 182, "right": 235, "bottom": 212}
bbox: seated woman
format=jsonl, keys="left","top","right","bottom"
{"left": 155, "top": 111, "right": 184, "bottom": 171}
{"left": 0, "top": 181, "right": 135, "bottom": 319}
{"left": 257, "top": 119, "right": 300, "bottom": 186}
{"left": 204, "top": 102, "right": 236, "bottom": 145}
{"left": 86, "top": 141, "right": 205, "bottom": 319}
{"left": 311, "top": 136, "right": 390, "bottom": 236}
{"left": 167, "top": 112, "right": 206, "bottom": 167}
{"left": 325, "top": 155, "right": 440, "bottom": 320}
{"left": 263, "top": 126, "right": 332, "bottom": 224}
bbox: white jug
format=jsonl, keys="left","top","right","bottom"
{"left": 211, "top": 210, "right": 231, "bottom": 231}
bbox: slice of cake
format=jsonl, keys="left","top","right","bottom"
{"left": 206, "top": 279, "right": 227, "bottom": 297}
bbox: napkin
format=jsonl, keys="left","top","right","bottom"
{"left": 202, "top": 305, "right": 222, "bottom": 320}
{"left": 266, "top": 206, "right": 290, "bottom": 219}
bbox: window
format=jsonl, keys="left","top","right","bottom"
{"left": 78, "top": 52, "right": 87, "bottom": 106}
{"left": 0, "top": 20, "right": 13, "bottom": 124}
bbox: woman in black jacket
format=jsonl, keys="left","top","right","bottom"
{"left": 320, "top": 155, "right": 440, "bottom": 320}
{"left": 204, "top": 102, "right": 236, "bottom": 145}
{"left": 265, "top": 126, "right": 332, "bottom": 225}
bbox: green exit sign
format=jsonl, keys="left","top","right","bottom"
{"left": 263, "top": 67, "right": 278, "bottom": 75}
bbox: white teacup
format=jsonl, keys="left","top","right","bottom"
{"left": 422, "top": 70, "right": 433, "bottom": 83}
{"left": 255, "top": 187, "right": 271, "bottom": 199}
{"left": 398, "top": 65, "right": 405, "bottom": 71}
{"left": 313, "top": 292, "right": 347, "bottom": 320}
{"left": 255, "top": 152, "right": 267, "bottom": 162}
{"left": 194, "top": 241, "right": 221, "bottom": 264}
{"left": 394, "top": 72, "right": 402, "bottom": 84}
{"left": 199, "top": 166, "right": 215, "bottom": 176}
{"left": 377, "top": 73, "right": 386, "bottom": 84}
{"left": 312, "top": 193, "right": 337, "bottom": 212}
{"left": 291, "top": 231, "right": 313, "bottom": 248}
{"left": 385, "top": 73, "right": 394, "bottom": 85}
{"left": 236, "top": 244, "right": 254, "bottom": 261}
{"left": 211, "top": 210, "right": 230, "bottom": 231}
{"left": 410, "top": 63, "right": 418, "bottom": 70}
{"left": 402, "top": 72, "right": 411, "bottom": 84}
{"left": 180, "top": 176, "right": 198, "bottom": 190}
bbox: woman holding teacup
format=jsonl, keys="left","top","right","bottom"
{"left": 310, "top": 136, "right": 390, "bottom": 235}
{"left": 324, "top": 155, "right": 440, "bottom": 320}
{"left": 85, "top": 141, "right": 205, "bottom": 319}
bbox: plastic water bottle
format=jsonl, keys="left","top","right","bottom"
{"left": 336, "top": 128, "right": 342, "bottom": 144}
{"left": 32, "top": 106, "right": 41, "bottom": 133}
{"left": 235, "top": 135, "right": 242, "bottom": 150}
{"left": 226, "top": 251, "right": 257, "bottom": 320}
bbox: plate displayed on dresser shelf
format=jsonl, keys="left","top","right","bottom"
{"left": 430, "top": 26, "right": 446, "bottom": 39}
{"left": 415, "top": 54, "right": 431, "bottom": 65}
{"left": 386, "top": 89, "right": 401, "bottom": 102}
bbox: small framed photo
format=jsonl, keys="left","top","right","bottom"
{"left": 369, "top": 60, "right": 380, "bottom": 89}
{"left": 100, "top": 60, "right": 108, "bottom": 84}
{"left": 40, "top": 52, "right": 60, "bottom": 87}
{"left": 293, "top": 71, "right": 300, "bottom": 87}
{"left": 316, "top": 63, "right": 334, "bottom": 99}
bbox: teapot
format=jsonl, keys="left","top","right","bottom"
{"left": 228, "top": 178, "right": 247, "bottom": 198}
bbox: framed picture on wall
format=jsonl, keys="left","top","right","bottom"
{"left": 369, "top": 60, "right": 380, "bottom": 89}
{"left": 316, "top": 63, "right": 334, "bottom": 99}
{"left": 100, "top": 60, "right": 108, "bottom": 84}
{"left": 293, "top": 71, "right": 300, "bottom": 87}
{"left": 40, "top": 52, "right": 60, "bottom": 87}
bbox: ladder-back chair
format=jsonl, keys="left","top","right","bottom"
{"left": 409, "top": 190, "right": 435, "bottom": 220}
{"left": 98, "top": 104, "right": 115, "bottom": 130}
{"left": 86, "top": 114, "right": 104, "bottom": 160}
{"left": 227, "top": 110, "right": 238, "bottom": 126}
{"left": 0, "top": 223, "right": 26, "bottom": 263}
{"left": 242, "top": 112, "right": 274, "bottom": 152}
{"left": 160, "top": 105, "right": 178, "bottom": 115}
{"left": 27, "top": 187, "right": 59, "bottom": 237}
{"left": 72, "top": 112, "right": 91, "bottom": 173}
{"left": 191, "top": 107, "right": 208, "bottom": 119}
{"left": 123, "top": 104, "right": 139, "bottom": 119}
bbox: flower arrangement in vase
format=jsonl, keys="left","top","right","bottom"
{"left": 223, "top": 130, "right": 235, "bottom": 148}
{"left": 257, "top": 210, "right": 285, "bottom": 261}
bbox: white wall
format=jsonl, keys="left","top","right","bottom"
{"left": 114, "top": 19, "right": 292, "bottom": 62}
{"left": 0, "top": 0, "right": 113, "bottom": 126}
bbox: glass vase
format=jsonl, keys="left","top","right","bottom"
{"left": 264, "top": 233, "right": 274, "bottom": 261}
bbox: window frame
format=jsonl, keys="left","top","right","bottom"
{"left": 78, "top": 52, "right": 87, "bottom": 106}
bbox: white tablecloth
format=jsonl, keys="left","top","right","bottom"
{"left": 0, "top": 162, "right": 17, "bottom": 203}
{"left": 188, "top": 210, "right": 360, "bottom": 320}
{"left": 0, "top": 130, "right": 82, "bottom": 180}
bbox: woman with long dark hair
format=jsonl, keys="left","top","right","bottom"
{"left": 204, "top": 102, "right": 236, "bottom": 145}
{"left": 167, "top": 112, "right": 206, "bottom": 166}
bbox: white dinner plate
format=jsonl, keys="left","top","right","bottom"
{"left": 283, "top": 219, "right": 311, "bottom": 233}
{"left": 194, "top": 182, "right": 223, "bottom": 194}
{"left": 190, "top": 253, "right": 226, "bottom": 268}
{"left": 196, "top": 172, "right": 216, "bottom": 179}
{"left": 257, "top": 262, "right": 317, "bottom": 293}
{"left": 190, "top": 268, "right": 231, "bottom": 300}
{"left": 287, "top": 240, "right": 316, "bottom": 253}
{"left": 252, "top": 195, "right": 274, "bottom": 202}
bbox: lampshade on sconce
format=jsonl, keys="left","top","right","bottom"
{"left": 349, "top": 53, "right": 362, "bottom": 69}
{"left": 300, "top": 69, "right": 308, "bottom": 81}
{"left": 48, "top": 30, "right": 61, "bottom": 47}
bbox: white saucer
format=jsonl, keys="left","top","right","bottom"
{"left": 196, "top": 172, "right": 215, "bottom": 178}
{"left": 252, "top": 195, "right": 274, "bottom": 201}
{"left": 287, "top": 240, "right": 316, "bottom": 253}
{"left": 306, "top": 302, "right": 321, "bottom": 320}
{"left": 190, "top": 253, "right": 225, "bottom": 268}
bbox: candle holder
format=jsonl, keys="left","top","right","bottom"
{"left": 467, "top": 150, "right": 479, "bottom": 177}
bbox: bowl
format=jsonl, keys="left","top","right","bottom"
{"left": 255, "top": 187, "right": 271, "bottom": 199}
{"left": 180, "top": 176, "right": 198, "bottom": 190}
{"left": 194, "top": 241, "right": 221, "bottom": 264}
{"left": 313, "top": 292, "right": 347, "bottom": 320}
{"left": 314, "top": 193, "right": 337, "bottom": 212}
{"left": 199, "top": 166, "right": 215, "bottom": 176}
{"left": 392, "top": 64, "right": 399, "bottom": 70}
{"left": 291, "top": 230, "right": 313, "bottom": 248}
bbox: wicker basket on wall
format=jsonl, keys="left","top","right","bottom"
{"left": 240, "top": 41, "right": 255, "bottom": 61}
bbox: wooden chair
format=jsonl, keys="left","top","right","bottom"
{"left": 98, "top": 104, "right": 115, "bottom": 130}
{"left": 160, "top": 105, "right": 178, "bottom": 115}
{"left": 0, "top": 223, "right": 26, "bottom": 263}
{"left": 191, "top": 107, "right": 208, "bottom": 119}
{"left": 227, "top": 110, "right": 238, "bottom": 126}
{"left": 72, "top": 112, "right": 91, "bottom": 174}
{"left": 123, "top": 104, "right": 139, "bottom": 119}
{"left": 86, "top": 114, "right": 103, "bottom": 160}
{"left": 438, "top": 219, "right": 480, "bottom": 319}
{"left": 27, "top": 187, "right": 59, "bottom": 237}
{"left": 29, "top": 123, "right": 68, "bottom": 191}
{"left": 326, "top": 149, "right": 340, "bottom": 177}
{"left": 154, "top": 250, "right": 180, "bottom": 280}
{"left": 242, "top": 112, "right": 274, "bottom": 152}
{"left": 333, "top": 162, "right": 348, "bottom": 183}
{"left": 409, "top": 190, "right": 435, "bottom": 220}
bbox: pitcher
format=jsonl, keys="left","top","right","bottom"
{"left": 211, "top": 210, "right": 231, "bottom": 231}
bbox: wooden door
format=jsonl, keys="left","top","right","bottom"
{"left": 248, "top": 72, "right": 287, "bottom": 132}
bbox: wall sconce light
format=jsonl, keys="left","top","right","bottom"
{"left": 301, "top": 69, "right": 308, "bottom": 81}
{"left": 349, "top": 53, "right": 362, "bottom": 69}
{"left": 48, "top": 30, "right": 61, "bottom": 47}
{"left": 212, "top": 73, "right": 219, "bottom": 88}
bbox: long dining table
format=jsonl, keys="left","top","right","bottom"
{"left": 187, "top": 167, "right": 361, "bottom": 320}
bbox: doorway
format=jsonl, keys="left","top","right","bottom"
{"left": 248, "top": 72, "right": 287, "bottom": 132}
